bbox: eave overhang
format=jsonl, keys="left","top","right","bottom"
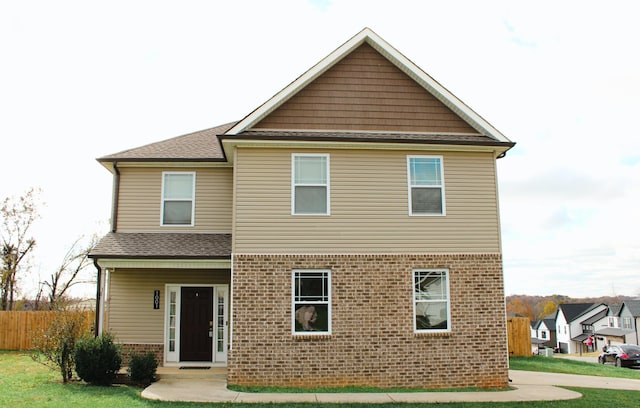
{"left": 219, "top": 136, "right": 514, "bottom": 165}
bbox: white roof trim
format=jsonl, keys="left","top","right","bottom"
{"left": 96, "top": 258, "right": 231, "bottom": 270}
{"left": 226, "top": 28, "right": 511, "bottom": 144}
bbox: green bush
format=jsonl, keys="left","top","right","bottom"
{"left": 74, "top": 332, "right": 122, "bottom": 385}
{"left": 127, "top": 352, "right": 158, "bottom": 385}
{"left": 31, "top": 310, "right": 92, "bottom": 383}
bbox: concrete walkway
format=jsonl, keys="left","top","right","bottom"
{"left": 140, "top": 370, "right": 640, "bottom": 404}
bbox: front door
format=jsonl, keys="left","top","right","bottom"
{"left": 180, "top": 287, "right": 213, "bottom": 362}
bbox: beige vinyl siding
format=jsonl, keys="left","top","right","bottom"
{"left": 116, "top": 167, "right": 232, "bottom": 232}
{"left": 254, "top": 43, "right": 477, "bottom": 134}
{"left": 106, "top": 268, "right": 230, "bottom": 343}
{"left": 233, "top": 148, "right": 501, "bottom": 253}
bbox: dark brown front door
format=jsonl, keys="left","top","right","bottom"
{"left": 180, "top": 287, "right": 213, "bottom": 362}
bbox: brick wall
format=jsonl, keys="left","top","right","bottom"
{"left": 228, "top": 253, "right": 508, "bottom": 389}
{"left": 119, "top": 343, "right": 163, "bottom": 367}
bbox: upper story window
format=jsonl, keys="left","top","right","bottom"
{"left": 623, "top": 317, "right": 632, "bottom": 329}
{"left": 541, "top": 331, "right": 547, "bottom": 339}
{"left": 608, "top": 317, "right": 617, "bottom": 327}
{"left": 161, "top": 172, "right": 195, "bottom": 226}
{"left": 413, "top": 269, "right": 450, "bottom": 333}
{"left": 292, "top": 154, "right": 330, "bottom": 215}
{"left": 407, "top": 156, "right": 445, "bottom": 216}
{"left": 292, "top": 269, "right": 331, "bottom": 335}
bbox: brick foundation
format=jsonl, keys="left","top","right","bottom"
{"left": 228, "top": 253, "right": 508, "bottom": 389}
{"left": 119, "top": 343, "right": 164, "bottom": 367}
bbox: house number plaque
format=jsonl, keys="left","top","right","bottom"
{"left": 153, "top": 290, "right": 160, "bottom": 309}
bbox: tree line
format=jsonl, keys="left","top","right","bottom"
{"left": 0, "top": 188, "right": 97, "bottom": 311}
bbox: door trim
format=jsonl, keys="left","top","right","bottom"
{"left": 164, "top": 283, "right": 228, "bottom": 366}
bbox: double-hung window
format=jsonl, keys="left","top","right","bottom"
{"left": 161, "top": 172, "right": 195, "bottom": 226}
{"left": 292, "top": 270, "right": 331, "bottom": 334}
{"left": 292, "top": 154, "right": 330, "bottom": 215}
{"left": 413, "top": 269, "right": 450, "bottom": 332}
{"left": 407, "top": 156, "right": 445, "bottom": 215}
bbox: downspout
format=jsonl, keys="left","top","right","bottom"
{"left": 111, "top": 161, "right": 120, "bottom": 232}
{"left": 93, "top": 258, "right": 101, "bottom": 337}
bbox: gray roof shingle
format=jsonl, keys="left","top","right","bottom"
{"left": 90, "top": 232, "right": 231, "bottom": 259}
{"left": 98, "top": 122, "right": 237, "bottom": 162}
{"left": 225, "top": 130, "right": 514, "bottom": 147}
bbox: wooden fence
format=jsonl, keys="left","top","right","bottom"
{"left": 507, "top": 316, "right": 532, "bottom": 357}
{"left": 0, "top": 311, "right": 94, "bottom": 350}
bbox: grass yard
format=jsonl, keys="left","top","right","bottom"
{"left": 2, "top": 351, "right": 640, "bottom": 407}
{"left": 510, "top": 355, "right": 640, "bottom": 380}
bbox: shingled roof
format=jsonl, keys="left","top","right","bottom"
{"left": 224, "top": 130, "right": 514, "bottom": 148}
{"left": 97, "top": 122, "right": 236, "bottom": 162}
{"left": 557, "top": 303, "right": 599, "bottom": 322}
{"left": 90, "top": 232, "right": 231, "bottom": 259}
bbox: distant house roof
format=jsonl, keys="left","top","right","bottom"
{"left": 557, "top": 303, "right": 600, "bottom": 323}
{"left": 90, "top": 232, "right": 231, "bottom": 259}
{"left": 607, "top": 304, "right": 622, "bottom": 316}
{"left": 581, "top": 310, "right": 607, "bottom": 325}
{"left": 97, "top": 122, "right": 236, "bottom": 163}
{"left": 594, "top": 327, "right": 634, "bottom": 337}
{"left": 622, "top": 300, "right": 640, "bottom": 317}
{"left": 540, "top": 318, "right": 556, "bottom": 331}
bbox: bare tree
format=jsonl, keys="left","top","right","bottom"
{"left": 0, "top": 188, "right": 41, "bottom": 310}
{"left": 39, "top": 235, "right": 98, "bottom": 310}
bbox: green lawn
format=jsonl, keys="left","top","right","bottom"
{"left": 2, "top": 351, "right": 640, "bottom": 407}
{"left": 510, "top": 355, "right": 640, "bottom": 380}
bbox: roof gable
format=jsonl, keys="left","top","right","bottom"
{"left": 226, "top": 28, "right": 511, "bottom": 143}
{"left": 253, "top": 43, "right": 477, "bottom": 134}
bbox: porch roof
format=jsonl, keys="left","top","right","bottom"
{"left": 594, "top": 327, "right": 634, "bottom": 337}
{"left": 90, "top": 232, "right": 232, "bottom": 259}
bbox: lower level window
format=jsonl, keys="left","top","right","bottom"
{"left": 292, "top": 270, "right": 331, "bottom": 334}
{"left": 413, "top": 269, "right": 450, "bottom": 332}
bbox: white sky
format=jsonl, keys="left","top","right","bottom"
{"left": 1, "top": 0, "right": 639, "bottom": 299}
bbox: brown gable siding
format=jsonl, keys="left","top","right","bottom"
{"left": 253, "top": 43, "right": 477, "bottom": 133}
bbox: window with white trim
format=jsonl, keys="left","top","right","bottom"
{"left": 161, "top": 172, "right": 195, "bottom": 226}
{"left": 623, "top": 317, "right": 632, "bottom": 329}
{"left": 413, "top": 269, "right": 450, "bottom": 332}
{"left": 292, "top": 154, "right": 330, "bottom": 215}
{"left": 292, "top": 270, "right": 331, "bottom": 334}
{"left": 407, "top": 156, "right": 445, "bottom": 215}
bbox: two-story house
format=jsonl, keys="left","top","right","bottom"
{"left": 619, "top": 300, "right": 640, "bottom": 345}
{"left": 594, "top": 304, "right": 635, "bottom": 349}
{"left": 90, "top": 28, "right": 514, "bottom": 389}
{"left": 555, "top": 303, "right": 607, "bottom": 353}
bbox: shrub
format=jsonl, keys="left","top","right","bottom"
{"left": 74, "top": 332, "right": 122, "bottom": 385}
{"left": 31, "top": 310, "right": 92, "bottom": 383}
{"left": 127, "top": 352, "right": 158, "bottom": 385}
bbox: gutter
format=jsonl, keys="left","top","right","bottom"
{"left": 93, "top": 258, "right": 101, "bottom": 337}
{"left": 111, "top": 162, "right": 120, "bottom": 232}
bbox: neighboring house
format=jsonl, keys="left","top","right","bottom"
{"left": 619, "top": 300, "right": 640, "bottom": 345}
{"left": 531, "top": 316, "right": 556, "bottom": 354}
{"left": 555, "top": 303, "right": 607, "bottom": 353}
{"left": 537, "top": 317, "right": 557, "bottom": 349}
{"left": 594, "top": 304, "right": 633, "bottom": 349}
{"left": 89, "top": 28, "right": 515, "bottom": 389}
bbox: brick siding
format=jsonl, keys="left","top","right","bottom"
{"left": 119, "top": 343, "right": 163, "bottom": 367}
{"left": 228, "top": 254, "right": 508, "bottom": 389}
